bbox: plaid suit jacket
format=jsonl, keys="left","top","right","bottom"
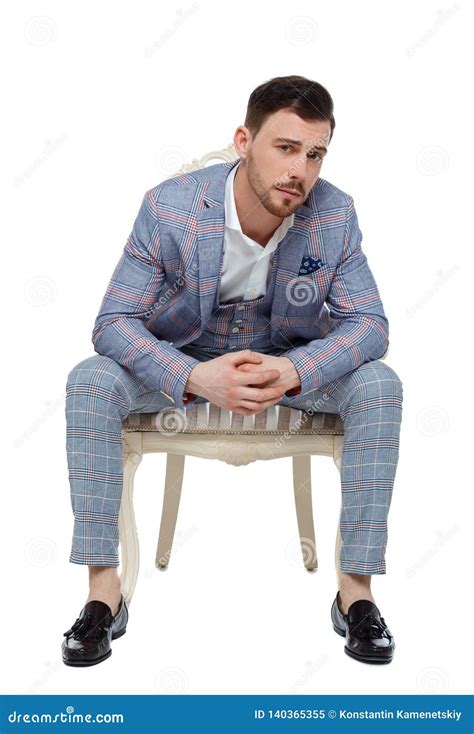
{"left": 92, "top": 158, "right": 389, "bottom": 409}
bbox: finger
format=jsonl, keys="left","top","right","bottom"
{"left": 236, "top": 362, "right": 280, "bottom": 376}
{"left": 230, "top": 350, "right": 262, "bottom": 367}
{"left": 235, "top": 368, "right": 281, "bottom": 386}
{"left": 239, "top": 384, "right": 285, "bottom": 402}
{"left": 238, "top": 396, "right": 284, "bottom": 412}
{"left": 236, "top": 366, "right": 278, "bottom": 389}
{"left": 256, "top": 378, "right": 279, "bottom": 389}
{"left": 236, "top": 362, "right": 267, "bottom": 372}
{"left": 235, "top": 363, "right": 277, "bottom": 379}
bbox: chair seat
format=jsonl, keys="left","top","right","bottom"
{"left": 122, "top": 403, "right": 344, "bottom": 435}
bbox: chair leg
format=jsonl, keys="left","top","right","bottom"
{"left": 333, "top": 454, "right": 343, "bottom": 587}
{"left": 155, "top": 453, "right": 185, "bottom": 570}
{"left": 119, "top": 448, "right": 143, "bottom": 607}
{"left": 292, "top": 455, "right": 317, "bottom": 571}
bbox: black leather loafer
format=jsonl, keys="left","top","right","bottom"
{"left": 62, "top": 594, "right": 128, "bottom": 667}
{"left": 331, "top": 591, "right": 394, "bottom": 664}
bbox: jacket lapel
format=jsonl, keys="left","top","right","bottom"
{"left": 196, "top": 159, "right": 238, "bottom": 328}
{"left": 270, "top": 205, "right": 313, "bottom": 334}
{"left": 196, "top": 203, "right": 226, "bottom": 328}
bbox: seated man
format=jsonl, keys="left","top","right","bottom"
{"left": 62, "top": 74, "right": 403, "bottom": 667}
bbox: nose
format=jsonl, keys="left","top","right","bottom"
{"left": 283, "top": 163, "right": 307, "bottom": 191}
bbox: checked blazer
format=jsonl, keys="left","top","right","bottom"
{"left": 91, "top": 158, "right": 389, "bottom": 410}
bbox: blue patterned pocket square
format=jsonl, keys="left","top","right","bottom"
{"left": 298, "top": 256, "right": 324, "bottom": 275}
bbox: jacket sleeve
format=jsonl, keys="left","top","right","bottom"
{"left": 91, "top": 188, "right": 201, "bottom": 410}
{"left": 283, "top": 197, "right": 389, "bottom": 397}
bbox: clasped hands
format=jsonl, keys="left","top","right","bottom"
{"left": 184, "top": 349, "right": 301, "bottom": 416}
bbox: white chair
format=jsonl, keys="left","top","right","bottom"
{"left": 119, "top": 402, "right": 345, "bottom": 605}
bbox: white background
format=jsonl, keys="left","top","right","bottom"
{"left": 1, "top": 0, "right": 471, "bottom": 696}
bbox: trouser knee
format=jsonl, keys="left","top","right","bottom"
{"left": 65, "top": 355, "right": 132, "bottom": 414}
{"left": 342, "top": 360, "right": 403, "bottom": 416}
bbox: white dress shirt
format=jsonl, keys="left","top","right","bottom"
{"left": 217, "top": 161, "right": 295, "bottom": 304}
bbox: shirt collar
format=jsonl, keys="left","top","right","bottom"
{"left": 224, "top": 161, "right": 294, "bottom": 245}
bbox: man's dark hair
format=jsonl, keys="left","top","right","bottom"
{"left": 244, "top": 75, "right": 335, "bottom": 142}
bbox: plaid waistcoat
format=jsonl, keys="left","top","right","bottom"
{"left": 180, "top": 248, "right": 286, "bottom": 360}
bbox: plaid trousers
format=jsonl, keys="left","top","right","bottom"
{"left": 65, "top": 352, "right": 403, "bottom": 574}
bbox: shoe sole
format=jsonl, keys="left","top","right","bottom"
{"left": 332, "top": 624, "right": 393, "bottom": 665}
{"left": 62, "top": 626, "right": 127, "bottom": 667}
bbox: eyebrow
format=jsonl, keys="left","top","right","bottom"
{"left": 272, "top": 137, "right": 328, "bottom": 155}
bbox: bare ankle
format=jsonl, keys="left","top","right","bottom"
{"left": 88, "top": 566, "right": 121, "bottom": 586}
{"left": 86, "top": 568, "right": 122, "bottom": 616}
{"left": 338, "top": 573, "right": 374, "bottom": 614}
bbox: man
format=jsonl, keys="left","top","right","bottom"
{"left": 62, "top": 75, "right": 403, "bottom": 667}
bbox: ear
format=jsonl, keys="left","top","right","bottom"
{"left": 233, "top": 125, "right": 251, "bottom": 160}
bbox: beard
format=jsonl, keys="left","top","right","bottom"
{"left": 244, "top": 153, "right": 305, "bottom": 217}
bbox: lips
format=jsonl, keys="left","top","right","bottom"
{"left": 277, "top": 188, "right": 301, "bottom": 198}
